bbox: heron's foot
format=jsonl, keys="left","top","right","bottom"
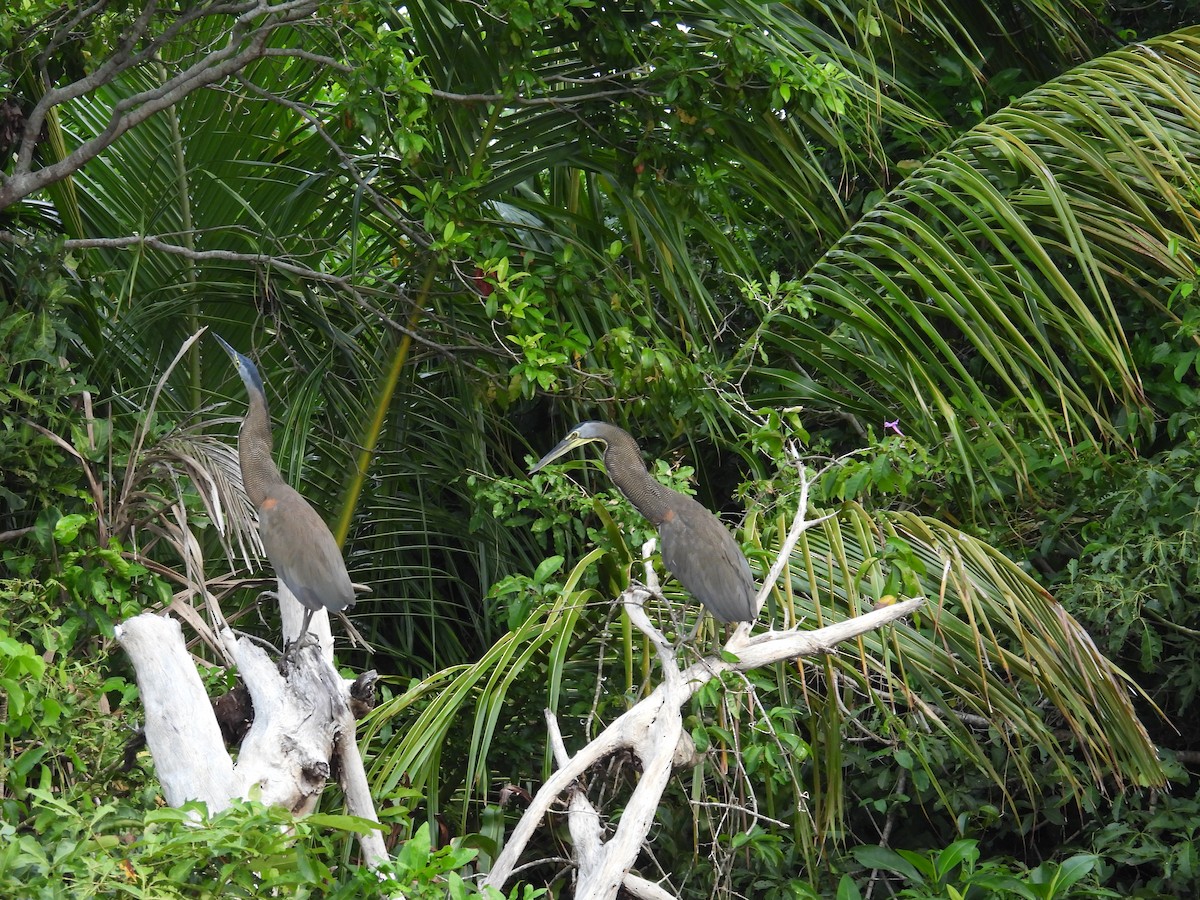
{"left": 664, "top": 604, "right": 699, "bottom": 649}
{"left": 282, "top": 629, "right": 320, "bottom": 663}
{"left": 670, "top": 615, "right": 718, "bottom": 661}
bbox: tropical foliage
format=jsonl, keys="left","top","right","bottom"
{"left": 3, "top": 0, "right": 1199, "bottom": 896}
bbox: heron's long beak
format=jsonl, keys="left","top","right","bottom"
{"left": 213, "top": 333, "right": 237, "bottom": 360}
{"left": 211, "top": 333, "right": 265, "bottom": 399}
{"left": 529, "top": 434, "right": 590, "bottom": 474}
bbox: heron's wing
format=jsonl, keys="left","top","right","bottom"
{"left": 659, "top": 494, "right": 755, "bottom": 622}
{"left": 258, "top": 485, "right": 356, "bottom": 613}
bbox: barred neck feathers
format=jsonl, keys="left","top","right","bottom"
{"left": 598, "top": 425, "right": 673, "bottom": 525}
{"left": 237, "top": 388, "right": 284, "bottom": 508}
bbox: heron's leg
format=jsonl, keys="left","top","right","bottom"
{"left": 283, "top": 607, "right": 317, "bottom": 661}
{"left": 677, "top": 613, "right": 724, "bottom": 662}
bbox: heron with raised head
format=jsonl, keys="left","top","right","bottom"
{"left": 530, "top": 421, "right": 757, "bottom": 624}
{"left": 213, "top": 334, "right": 362, "bottom": 654}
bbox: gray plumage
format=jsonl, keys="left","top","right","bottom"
{"left": 531, "top": 421, "right": 757, "bottom": 623}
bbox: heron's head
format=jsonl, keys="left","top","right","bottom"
{"left": 212, "top": 333, "right": 266, "bottom": 401}
{"left": 529, "top": 421, "right": 612, "bottom": 473}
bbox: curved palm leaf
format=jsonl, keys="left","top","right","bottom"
{"left": 362, "top": 485, "right": 1163, "bottom": 877}
{"left": 758, "top": 29, "right": 1200, "bottom": 494}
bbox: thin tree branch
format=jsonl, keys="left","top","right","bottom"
{"left": 3, "top": 0, "right": 323, "bottom": 210}
{"left": 233, "top": 77, "right": 428, "bottom": 248}
{"left": 57, "top": 234, "right": 500, "bottom": 368}
{"left": 428, "top": 86, "right": 640, "bottom": 106}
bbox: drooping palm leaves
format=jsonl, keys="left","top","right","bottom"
{"left": 759, "top": 30, "right": 1200, "bottom": 497}
{"left": 12, "top": 0, "right": 1196, "bottom": 886}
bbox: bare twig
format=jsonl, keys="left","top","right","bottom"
{"left": 2, "top": 0, "right": 324, "bottom": 209}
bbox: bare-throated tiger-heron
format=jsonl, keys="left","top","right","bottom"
{"left": 530, "top": 421, "right": 757, "bottom": 624}
{"left": 213, "top": 334, "right": 358, "bottom": 652}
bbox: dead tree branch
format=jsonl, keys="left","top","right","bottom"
{"left": 116, "top": 581, "right": 388, "bottom": 868}
{"left": 482, "top": 458, "right": 923, "bottom": 898}
{"left": 484, "top": 587, "right": 921, "bottom": 896}
{"left": 1, "top": 0, "right": 324, "bottom": 210}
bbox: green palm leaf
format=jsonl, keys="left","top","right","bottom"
{"left": 760, "top": 28, "right": 1200, "bottom": 493}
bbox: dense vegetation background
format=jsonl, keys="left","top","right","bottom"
{"left": 3, "top": 1, "right": 1200, "bottom": 896}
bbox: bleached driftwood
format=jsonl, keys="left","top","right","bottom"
{"left": 116, "top": 613, "right": 237, "bottom": 810}
{"left": 481, "top": 588, "right": 921, "bottom": 897}
{"left": 483, "top": 456, "right": 923, "bottom": 899}
{"left": 115, "top": 582, "right": 387, "bottom": 868}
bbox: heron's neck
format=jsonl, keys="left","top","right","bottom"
{"left": 602, "top": 431, "right": 672, "bottom": 525}
{"left": 238, "top": 391, "right": 283, "bottom": 508}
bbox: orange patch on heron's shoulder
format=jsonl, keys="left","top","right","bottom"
{"left": 260, "top": 497, "right": 278, "bottom": 512}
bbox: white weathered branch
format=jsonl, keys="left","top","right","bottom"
{"left": 482, "top": 593, "right": 919, "bottom": 895}
{"left": 745, "top": 443, "right": 834, "bottom": 626}
{"left": 335, "top": 715, "right": 389, "bottom": 868}
{"left": 115, "top": 614, "right": 236, "bottom": 811}
{"left": 117, "top": 583, "right": 386, "bottom": 866}
{"left": 221, "top": 626, "right": 336, "bottom": 814}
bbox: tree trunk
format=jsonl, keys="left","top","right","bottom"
{"left": 116, "top": 591, "right": 388, "bottom": 868}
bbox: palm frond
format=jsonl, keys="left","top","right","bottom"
{"left": 759, "top": 28, "right": 1200, "bottom": 493}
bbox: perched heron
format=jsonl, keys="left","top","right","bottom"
{"left": 213, "top": 334, "right": 361, "bottom": 653}
{"left": 530, "top": 421, "right": 757, "bottom": 624}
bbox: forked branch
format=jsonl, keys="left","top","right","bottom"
{"left": 483, "top": 460, "right": 922, "bottom": 898}
{"left": 1, "top": 0, "right": 324, "bottom": 210}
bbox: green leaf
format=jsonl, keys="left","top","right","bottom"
{"left": 303, "top": 813, "right": 386, "bottom": 835}
{"left": 836, "top": 873, "right": 864, "bottom": 900}
{"left": 532, "top": 555, "right": 564, "bottom": 584}
{"left": 53, "top": 514, "right": 88, "bottom": 544}
{"left": 852, "top": 845, "right": 925, "bottom": 882}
